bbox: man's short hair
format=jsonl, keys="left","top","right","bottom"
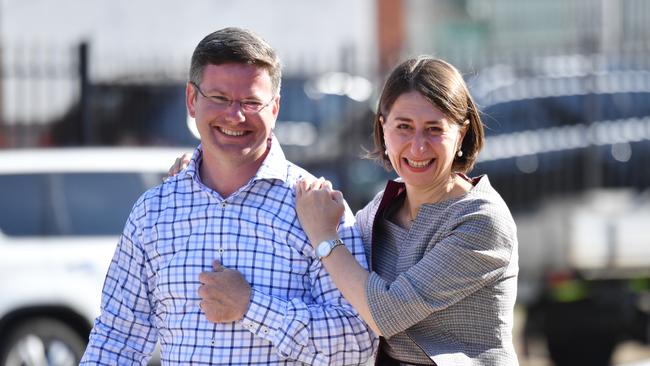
{"left": 189, "top": 27, "right": 282, "bottom": 94}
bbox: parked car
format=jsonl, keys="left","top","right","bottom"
{"left": 0, "top": 147, "right": 187, "bottom": 366}
{"left": 471, "top": 61, "right": 650, "bottom": 366}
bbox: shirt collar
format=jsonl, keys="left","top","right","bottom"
{"left": 184, "top": 134, "right": 288, "bottom": 186}
{"left": 252, "top": 134, "right": 288, "bottom": 183}
{"left": 377, "top": 173, "right": 487, "bottom": 213}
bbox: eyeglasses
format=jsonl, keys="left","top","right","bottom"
{"left": 190, "top": 82, "right": 275, "bottom": 114}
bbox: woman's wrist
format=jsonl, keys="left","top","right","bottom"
{"left": 308, "top": 230, "right": 340, "bottom": 247}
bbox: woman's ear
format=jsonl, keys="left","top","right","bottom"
{"left": 455, "top": 119, "right": 469, "bottom": 150}
{"left": 459, "top": 119, "right": 470, "bottom": 139}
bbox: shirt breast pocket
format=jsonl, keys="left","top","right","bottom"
{"left": 234, "top": 219, "right": 312, "bottom": 299}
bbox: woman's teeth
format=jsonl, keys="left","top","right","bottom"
{"left": 406, "top": 159, "right": 432, "bottom": 168}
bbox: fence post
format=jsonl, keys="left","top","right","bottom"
{"left": 78, "top": 41, "right": 91, "bottom": 145}
{"left": 0, "top": 43, "right": 4, "bottom": 147}
{"left": 0, "top": 0, "right": 2, "bottom": 146}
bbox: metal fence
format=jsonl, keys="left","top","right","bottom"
{"left": 0, "top": 42, "right": 83, "bottom": 147}
{"left": 2, "top": 41, "right": 650, "bottom": 211}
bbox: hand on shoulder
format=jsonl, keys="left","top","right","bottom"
{"left": 168, "top": 153, "right": 192, "bottom": 177}
{"left": 295, "top": 177, "right": 345, "bottom": 246}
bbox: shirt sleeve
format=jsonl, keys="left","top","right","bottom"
{"left": 240, "top": 203, "right": 377, "bottom": 366}
{"left": 366, "top": 202, "right": 518, "bottom": 338}
{"left": 80, "top": 199, "right": 157, "bottom": 365}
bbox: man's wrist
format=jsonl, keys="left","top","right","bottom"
{"left": 240, "top": 289, "right": 282, "bottom": 339}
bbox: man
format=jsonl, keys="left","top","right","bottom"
{"left": 81, "top": 27, "right": 375, "bottom": 365}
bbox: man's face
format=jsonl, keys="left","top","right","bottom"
{"left": 186, "top": 63, "right": 280, "bottom": 170}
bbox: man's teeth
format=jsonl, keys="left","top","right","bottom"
{"left": 406, "top": 159, "right": 432, "bottom": 168}
{"left": 219, "top": 128, "right": 245, "bottom": 136}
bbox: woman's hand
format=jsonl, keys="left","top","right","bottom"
{"left": 296, "top": 177, "right": 345, "bottom": 247}
{"left": 168, "top": 153, "right": 192, "bottom": 177}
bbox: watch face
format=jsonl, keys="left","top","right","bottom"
{"left": 317, "top": 241, "right": 331, "bottom": 257}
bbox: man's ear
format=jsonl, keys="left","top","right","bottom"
{"left": 271, "top": 95, "right": 281, "bottom": 119}
{"left": 186, "top": 82, "right": 197, "bottom": 118}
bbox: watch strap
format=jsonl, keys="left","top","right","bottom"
{"left": 317, "top": 238, "right": 344, "bottom": 258}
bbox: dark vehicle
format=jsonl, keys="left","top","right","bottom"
{"left": 471, "top": 65, "right": 650, "bottom": 366}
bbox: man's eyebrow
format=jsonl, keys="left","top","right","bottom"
{"left": 200, "top": 86, "right": 226, "bottom": 95}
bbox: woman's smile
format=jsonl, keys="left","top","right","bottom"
{"left": 404, "top": 157, "right": 434, "bottom": 169}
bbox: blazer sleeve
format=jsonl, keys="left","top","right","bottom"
{"left": 354, "top": 190, "right": 384, "bottom": 259}
{"left": 365, "top": 200, "right": 517, "bottom": 338}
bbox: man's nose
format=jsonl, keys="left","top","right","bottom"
{"left": 223, "top": 102, "right": 246, "bottom": 122}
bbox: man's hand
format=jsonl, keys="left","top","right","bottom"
{"left": 198, "top": 260, "right": 252, "bottom": 323}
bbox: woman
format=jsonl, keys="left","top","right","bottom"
{"left": 295, "top": 56, "right": 518, "bottom": 365}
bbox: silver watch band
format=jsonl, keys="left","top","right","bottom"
{"left": 317, "top": 238, "right": 344, "bottom": 258}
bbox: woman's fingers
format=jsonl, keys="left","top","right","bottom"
{"left": 297, "top": 177, "right": 316, "bottom": 191}
{"left": 298, "top": 176, "right": 333, "bottom": 191}
{"left": 168, "top": 153, "right": 192, "bottom": 177}
{"left": 330, "top": 190, "right": 344, "bottom": 204}
{"left": 321, "top": 180, "right": 333, "bottom": 192}
{"left": 307, "top": 177, "right": 323, "bottom": 191}
{"left": 167, "top": 158, "right": 181, "bottom": 176}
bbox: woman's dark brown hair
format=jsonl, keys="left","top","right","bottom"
{"left": 369, "top": 56, "right": 484, "bottom": 173}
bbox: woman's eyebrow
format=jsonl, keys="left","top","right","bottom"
{"left": 395, "top": 118, "right": 445, "bottom": 125}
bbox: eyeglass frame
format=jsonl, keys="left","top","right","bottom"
{"left": 190, "top": 81, "right": 276, "bottom": 114}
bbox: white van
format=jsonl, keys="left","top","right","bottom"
{"left": 0, "top": 147, "right": 187, "bottom": 366}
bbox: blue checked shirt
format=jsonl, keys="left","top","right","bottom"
{"left": 81, "top": 138, "right": 376, "bottom": 365}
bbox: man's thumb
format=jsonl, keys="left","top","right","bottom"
{"left": 213, "top": 260, "right": 224, "bottom": 272}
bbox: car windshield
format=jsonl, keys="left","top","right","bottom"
{"left": 0, "top": 172, "right": 163, "bottom": 236}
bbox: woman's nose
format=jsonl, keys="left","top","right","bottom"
{"left": 410, "top": 134, "right": 429, "bottom": 155}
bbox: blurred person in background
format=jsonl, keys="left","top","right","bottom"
{"left": 295, "top": 56, "right": 519, "bottom": 365}
{"left": 81, "top": 27, "right": 375, "bottom": 365}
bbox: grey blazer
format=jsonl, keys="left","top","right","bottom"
{"left": 357, "top": 176, "right": 519, "bottom": 366}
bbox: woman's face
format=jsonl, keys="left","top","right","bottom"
{"left": 382, "top": 91, "right": 466, "bottom": 189}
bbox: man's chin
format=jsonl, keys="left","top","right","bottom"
{"left": 203, "top": 144, "right": 268, "bottom": 165}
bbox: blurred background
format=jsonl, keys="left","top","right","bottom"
{"left": 0, "top": 0, "right": 649, "bottom": 365}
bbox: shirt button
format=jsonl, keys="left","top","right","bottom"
{"left": 261, "top": 327, "right": 269, "bottom": 334}
{"left": 218, "top": 248, "right": 225, "bottom": 254}
{"left": 210, "top": 339, "right": 216, "bottom": 345}
{"left": 220, "top": 202, "right": 227, "bottom": 208}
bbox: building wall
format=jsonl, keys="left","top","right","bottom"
{"left": 0, "top": 0, "right": 378, "bottom": 127}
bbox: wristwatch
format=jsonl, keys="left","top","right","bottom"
{"left": 316, "top": 238, "right": 344, "bottom": 259}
